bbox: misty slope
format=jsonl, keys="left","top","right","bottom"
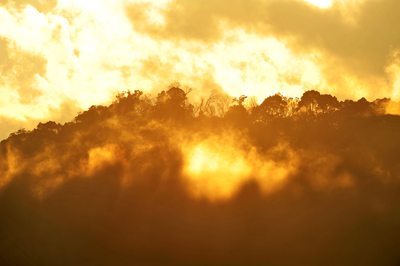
{"left": 1, "top": 86, "right": 400, "bottom": 266}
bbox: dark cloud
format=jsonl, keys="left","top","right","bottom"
{"left": 0, "top": 99, "right": 82, "bottom": 140}
{"left": 265, "top": 0, "right": 400, "bottom": 85}
{"left": 0, "top": 37, "right": 11, "bottom": 75}
{"left": 0, "top": 37, "right": 47, "bottom": 104}
{"left": 0, "top": 115, "right": 40, "bottom": 140}
{"left": 0, "top": 0, "right": 57, "bottom": 12}
{"left": 126, "top": 0, "right": 265, "bottom": 42}
{"left": 126, "top": 0, "right": 400, "bottom": 97}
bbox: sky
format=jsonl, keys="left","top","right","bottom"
{"left": 1, "top": 0, "right": 400, "bottom": 139}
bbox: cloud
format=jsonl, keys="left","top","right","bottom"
{"left": 126, "top": 0, "right": 400, "bottom": 100}
{"left": 0, "top": 99, "right": 81, "bottom": 140}
{"left": 0, "top": 37, "right": 47, "bottom": 104}
{"left": 0, "top": 115, "right": 38, "bottom": 141}
{"left": 0, "top": 0, "right": 322, "bottom": 139}
{"left": 265, "top": 0, "right": 400, "bottom": 97}
{"left": 2, "top": 0, "right": 400, "bottom": 140}
{"left": 126, "top": 0, "right": 265, "bottom": 42}
{"left": 0, "top": 0, "right": 57, "bottom": 12}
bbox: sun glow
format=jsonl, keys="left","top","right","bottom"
{"left": 302, "top": 0, "right": 334, "bottom": 8}
{"left": 183, "top": 136, "right": 295, "bottom": 201}
{"left": 185, "top": 142, "right": 251, "bottom": 200}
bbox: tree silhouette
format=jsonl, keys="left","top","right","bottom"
{"left": 298, "top": 90, "right": 321, "bottom": 116}
{"left": 153, "top": 86, "right": 194, "bottom": 121}
{"left": 251, "top": 93, "right": 288, "bottom": 122}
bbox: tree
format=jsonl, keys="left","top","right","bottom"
{"left": 113, "top": 90, "right": 144, "bottom": 116}
{"left": 298, "top": 90, "right": 321, "bottom": 115}
{"left": 153, "top": 86, "right": 193, "bottom": 120}
{"left": 298, "top": 90, "right": 340, "bottom": 118}
{"left": 251, "top": 93, "right": 288, "bottom": 122}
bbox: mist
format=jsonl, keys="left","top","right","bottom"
{"left": 1, "top": 86, "right": 400, "bottom": 265}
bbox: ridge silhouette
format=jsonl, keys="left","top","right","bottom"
{"left": 1, "top": 84, "right": 400, "bottom": 266}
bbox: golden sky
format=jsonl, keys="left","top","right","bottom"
{"left": 1, "top": 0, "right": 400, "bottom": 139}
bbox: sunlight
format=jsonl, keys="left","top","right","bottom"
{"left": 302, "top": 0, "right": 334, "bottom": 8}
{"left": 183, "top": 136, "right": 294, "bottom": 201}
{"left": 87, "top": 144, "right": 119, "bottom": 174}
{"left": 184, "top": 141, "right": 252, "bottom": 201}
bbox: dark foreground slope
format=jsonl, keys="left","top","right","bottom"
{"left": 1, "top": 87, "right": 400, "bottom": 266}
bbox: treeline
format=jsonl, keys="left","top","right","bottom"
{"left": 2, "top": 85, "right": 400, "bottom": 160}
{"left": 3, "top": 85, "right": 400, "bottom": 141}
